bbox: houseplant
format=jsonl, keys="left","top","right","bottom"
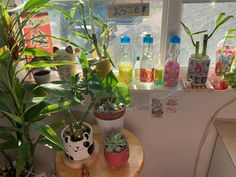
{"left": 0, "top": 0, "right": 91, "bottom": 176}
{"left": 181, "top": 12, "right": 233, "bottom": 85}
{"left": 55, "top": 0, "right": 131, "bottom": 139}
{"left": 104, "top": 133, "right": 129, "bottom": 167}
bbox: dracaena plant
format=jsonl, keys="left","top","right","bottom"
{"left": 0, "top": 1, "right": 90, "bottom": 176}
{"left": 181, "top": 12, "right": 233, "bottom": 59}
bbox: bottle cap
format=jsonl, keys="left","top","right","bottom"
{"left": 170, "top": 35, "right": 180, "bottom": 44}
{"left": 143, "top": 36, "right": 153, "bottom": 44}
{"left": 120, "top": 35, "right": 130, "bottom": 44}
{"left": 136, "top": 56, "right": 140, "bottom": 61}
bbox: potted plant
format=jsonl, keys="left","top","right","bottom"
{"left": 104, "top": 133, "right": 129, "bottom": 167}
{"left": 55, "top": 1, "right": 131, "bottom": 139}
{"left": 0, "top": 1, "right": 87, "bottom": 176}
{"left": 181, "top": 12, "right": 233, "bottom": 85}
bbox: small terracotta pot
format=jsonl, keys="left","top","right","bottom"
{"left": 104, "top": 146, "right": 129, "bottom": 167}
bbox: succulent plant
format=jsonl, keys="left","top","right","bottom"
{"left": 105, "top": 133, "right": 128, "bottom": 152}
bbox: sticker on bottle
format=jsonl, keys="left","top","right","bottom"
{"left": 140, "top": 68, "right": 154, "bottom": 82}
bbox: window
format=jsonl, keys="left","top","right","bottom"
{"left": 179, "top": 1, "right": 236, "bottom": 67}
{"left": 47, "top": 0, "right": 163, "bottom": 67}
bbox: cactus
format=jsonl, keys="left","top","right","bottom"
{"left": 105, "top": 133, "right": 128, "bottom": 152}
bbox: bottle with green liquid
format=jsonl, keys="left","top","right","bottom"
{"left": 119, "top": 35, "right": 133, "bottom": 84}
{"left": 154, "top": 55, "right": 163, "bottom": 86}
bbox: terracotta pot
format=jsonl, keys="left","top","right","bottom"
{"left": 104, "top": 146, "right": 129, "bottom": 167}
{"left": 61, "top": 122, "right": 94, "bottom": 161}
{"left": 187, "top": 54, "right": 211, "bottom": 85}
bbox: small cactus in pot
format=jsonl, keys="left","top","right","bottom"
{"left": 104, "top": 133, "right": 129, "bottom": 167}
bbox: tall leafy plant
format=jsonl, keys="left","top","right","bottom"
{"left": 181, "top": 13, "right": 233, "bottom": 59}
{"left": 0, "top": 1, "right": 88, "bottom": 176}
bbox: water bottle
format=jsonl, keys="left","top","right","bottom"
{"left": 140, "top": 35, "right": 154, "bottom": 89}
{"left": 164, "top": 35, "right": 180, "bottom": 87}
{"left": 154, "top": 55, "right": 163, "bottom": 86}
{"left": 134, "top": 56, "right": 141, "bottom": 81}
{"left": 118, "top": 35, "right": 133, "bottom": 84}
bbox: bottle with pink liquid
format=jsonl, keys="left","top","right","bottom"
{"left": 164, "top": 35, "right": 180, "bottom": 87}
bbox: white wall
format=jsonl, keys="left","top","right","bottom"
{"left": 124, "top": 89, "right": 236, "bottom": 177}
{"left": 1, "top": 89, "right": 236, "bottom": 177}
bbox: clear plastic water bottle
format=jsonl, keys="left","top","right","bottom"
{"left": 134, "top": 56, "right": 141, "bottom": 81}
{"left": 118, "top": 35, "right": 133, "bottom": 84}
{"left": 164, "top": 35, "right": 180, "bottom": 87}
{"left": 140, "top": 35, "right": 154, "bottom": 89}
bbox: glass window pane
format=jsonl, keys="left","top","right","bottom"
{"left": 179, "top": 2, "right": 236, "bottom": 67}
{"left": 48, "top": 0, "right": 163, "bottom": 67}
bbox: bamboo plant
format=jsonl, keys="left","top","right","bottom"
{"left": 181, "top": 13, "right": 233, "bottom": 59}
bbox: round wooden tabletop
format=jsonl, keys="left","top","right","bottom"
{"left": 55, "top": 125, "right": 144, "bottom": 177}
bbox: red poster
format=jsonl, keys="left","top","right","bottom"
{"left": 21, "top": 12, "right": 53, "bottom": 53}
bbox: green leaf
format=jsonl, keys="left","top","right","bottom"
{"left": 36, "top": 83, "right": 72, "bottom": 98}
{"left": 216, "top": 12, "right": 225, "bottom": 26}
{"left": 21, "top": 47, "right": 54, "bottom": 57}
{"left": 180, "top": 22, "right": 192, "bottom": 36}
{"left": 192, "top": 30, "right": 208, "bottom": 35}
{"left": 49, "top": 118, "right": 65, "bottom": 130}
{"left": 40, "top": 101, "right": 77, "bottom": 115}
{"left": 0, "top": 126, "right": 18, "bottom": 134}
{"left": 72, "top": 31, "right": 90, "bottom": 41}
{"left": 16, "top": 142, "right": 30, "bottom": 177}
{"left": 113, "top": 82, "right": 131, "bottom": 106}
{"left": 32, "top": 122, "right": 64, "bottom": 151}
{"left": 25, "top": 97, "right": 46, "bottom": 104}
{"left": 0, "top": 111, "right": 22, "bottom": 124}
{"left": 79, "top": 52, "right": 89, "bottom": 69}
{"left": 0, "top": 132, "right": 16, "bottom": 142}
{"left": 23, "top": 0, "right": 50, "bottom": 11}
{"left": 93, "top": 15, "right": 105, "bottom": 27}
{"left": 46, "top": 4, "right": 71, "bottom": 19}
{"left": 45, "top": 35, "right": 86, "bottom": 51}
{"left": 217, "top": 15, "right": 233, "bottom": 28}
{"left": 38, "top": 138, "right": 62, "bottom": 151}
{"left": 103, "top": 70, "right": 118, "bottom": 93}
{"left": 70, "top": 2, "right": 77, "bottom": 18}
{"left": 20, "top": 60, "right": 76, "bottom": 71}
{"left": 0, "top": 140, "right": 18, "bottom": 151}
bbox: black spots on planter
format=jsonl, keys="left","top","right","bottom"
{"left": 65, "top": 136, "right": 68, "bottom": 143}
{"left": 65, "top": 152, "right": 74, "bottom": 160}
{"left": 84, "top": 133, "right": 89, "bottom": 140}
{"left": 88, "top": 143, "right": 94, "bottom": 155}
{"left": 83, "top": 142, "right": 90, "bottom": 148}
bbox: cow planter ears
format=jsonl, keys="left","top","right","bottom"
{"left": 53, "top": 46, "right": 80, "bottom": 81}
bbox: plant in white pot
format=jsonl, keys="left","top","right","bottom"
{"left": 104, "top": 133, "right": 129, "bottom": 167}
{"left": 181, "top": 12, "right": 233, "bottom": 85}
{"left": 56, "top": 1, "right": 131, "bottom": 139}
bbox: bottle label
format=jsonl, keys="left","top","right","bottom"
{"left": 215, "top": 50, "right": 235, "bottom": 76}
{"left": 164, "top": 61, "right": 179, "bottom": 86}
{"left": 140, "top": 68, "right": 154, "bottom": 82}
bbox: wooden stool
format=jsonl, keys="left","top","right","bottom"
{"left": 55, "top": 125, "right": 144, "bottom": 177}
